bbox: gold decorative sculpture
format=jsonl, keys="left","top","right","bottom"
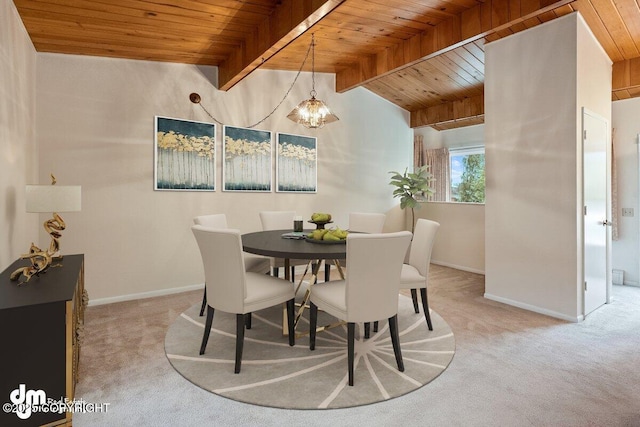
{"left": 9, "top": 243, "right": 52, "bottom": 285}
{"left": 10, "top": 174, "right": 80, "bottom": 285}
{"left": 44, "top": 212, "right": 66, "bottom": 258}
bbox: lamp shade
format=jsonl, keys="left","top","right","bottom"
{"left": 287, "top": 96, "right": 339, "bottom": 129}
{"left": 26, "top": 185, "right": 82, "bottom": 213}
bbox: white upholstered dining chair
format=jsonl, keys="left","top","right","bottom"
{"left": 259, "top": 210, "right": 310, "bottom": 281}
{"left": 348, "top": 212, "right": 386, "bottom": 233}
{"left": 192, "top": 225, "right": 295, "bottom": 374}
{"left": 371, "top": 218, "right": 440, "bottom": 334}
{"left": 309, "top": 231, "right": 412, "bottom": 386}
{"left": 193, "top": 214, "right": 270, "bottom": 317}
{"left": 400, "top": 218, "right": 439, "bottom": 331}
{"left": 325, "top": 212, "right": 386, "bottom": 282}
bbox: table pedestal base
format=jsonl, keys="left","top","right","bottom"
{"left": 281, "top": 258, "right": 345, "bottom": 337}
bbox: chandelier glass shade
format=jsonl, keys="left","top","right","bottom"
{"left": 287, "top": 91, "right": 339, "bottom": 129}
{"left": 287, "top": 34, "right": 339, "bottom": 129}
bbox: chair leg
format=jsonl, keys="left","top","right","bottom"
{"left": 373, "top": 321, "right": 379, "bottom": 332}
{"left": 273, "top": 267, "right": 279, "bottom": 278}
{"left": 388, "top": 314, "right": 404, "bottom": 372}
{"left": 245, "top": 312, "right": 252, "bottom": 329}
{"left": 199, "top": 286, "right": 207, "bottom": 317}
{"left": 235, "top": 314, "right": 245, "bottom": 374}
{"left": 309, "top": 302, "right": 318, "bottom": 350}
{"left": 420, "top": 287, "right": 433, "bottom": 331}
{"left": 410, "top": 289, "right": 419, "bottom": 313}
{"left": 324, "top": 263, "right": 331, "bottom": 282}
{"left": 348, "top": 322, "right": 355, "bottom": 386}
{"left": 291, "top": 266, "right": 296, "bottom": 282}
{"left": 286, "top": 299, "right": 295, "bottom": 346}
{"left": 364, "top": 322, "right": 371, "bottom": 339}
{"left": 199, "top": 305, "right": 214, "bottom": 355}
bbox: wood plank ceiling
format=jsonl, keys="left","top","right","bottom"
{"left": 12, "top": 0, "right": 640, "bottom": 131}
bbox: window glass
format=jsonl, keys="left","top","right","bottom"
{"left": 450, "top": 147, "right": 485, "bottom": 203}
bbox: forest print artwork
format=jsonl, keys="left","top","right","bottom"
{"left": 155, "top": 116, "right": 215, "bottom": 191}
{"left": 276, "top": 133, "right": 317, "bottom": 193}
{"left": 223, "top": 126, "right": 272, "bottom": 192}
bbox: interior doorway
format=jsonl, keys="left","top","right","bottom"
{"left": 582, "top": 108, "right": 610, "bottom": 317}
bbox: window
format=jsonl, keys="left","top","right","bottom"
{"left": 449, "top": 146, "right": 485, "bottom": 203}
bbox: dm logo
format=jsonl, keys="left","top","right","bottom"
{"left": 9, "top": 384, "right": 46, "bottom": 419}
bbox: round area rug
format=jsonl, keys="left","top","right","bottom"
{"left": 164, "top": 294, "right": 455, "bottom": 409}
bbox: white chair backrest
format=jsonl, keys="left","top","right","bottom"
{"left": 259, "top": 211, "right": 296, "bottom": 230}
{"left": 348, "top": 212, "right": 386, "bottom": 233}
{"left": 191, "top": 225, "right": 246, "bottom": 313}
{"left": 408, "top": 219, "right": 440, "bottom": 277}
{"left": 345, "top": 231, "right": 412, "bottom": 323}
{"left": 193, "top": 214, "right": 228, "bottom": 228}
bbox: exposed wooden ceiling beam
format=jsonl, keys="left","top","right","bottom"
{"left": 430, "top": 115, "right": 486, "bottom": 131}
{"left": 218, "top": 0, "right": 345, "bottom": 91}
{"left": 411, "top": 94, "right": 484, "bottom": 128}
{"left": 613, "top": 58, "right": 640, "bottom": 99}
{"left": 336, "top": 0, "right": 574, "bottom": 93}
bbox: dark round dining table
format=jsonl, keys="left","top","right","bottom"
{"left": 242, "top": 229, "right": 346, "bottom": 262}
{"left": 242, "top": 229, "right": 347, "bottom": 334}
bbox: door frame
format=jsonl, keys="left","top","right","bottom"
{"left": 637, "top": 133, "right": 640, "bottom": 290}
{"left": 581, "top": 107, "right": 612, "bottom": 316}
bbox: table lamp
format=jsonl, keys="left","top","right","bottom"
{"left": 10, "top": 175, "right": 81, "bottom": 284}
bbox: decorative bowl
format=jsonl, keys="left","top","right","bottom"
{"left": 305, "top": 236, "right": 346, "bottom": 244}
{"left": 308, "top": 220, "right": 333, "bottom": 229}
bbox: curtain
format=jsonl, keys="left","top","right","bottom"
{"left": 612, "top": 128, "right": 619, "bottom": 240}
{"left": 424, "top": 148, "right": 450, "bottom": 201}
{"left": 414, "top": 135, "right": 425, "bottom": 169}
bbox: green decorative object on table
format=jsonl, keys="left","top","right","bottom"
{"left": 308, "top": 212, "right": 333, "bottom": 229}
{"left": 306, "top": 226, "right": 348, "bottom": 244}
{"left": 389, "top": 166, "right": 434, "bottom": 232}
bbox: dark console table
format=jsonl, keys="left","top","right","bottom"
{"left": 0, "top": 254, "right": 87, "bottom": 427}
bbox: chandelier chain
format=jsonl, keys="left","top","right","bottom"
{"left": 311, "top": 34, "right": 317, "bottom": 97}
{"left": 196, "top": 34, "right": 315, "bottom": 129}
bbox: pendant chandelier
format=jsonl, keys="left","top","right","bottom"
{"left": 287, "top": 34, "right": 339, "bottom": 129}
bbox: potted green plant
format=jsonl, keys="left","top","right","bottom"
{"left": 389, "top": 165, "right": 434, "bottom": 232}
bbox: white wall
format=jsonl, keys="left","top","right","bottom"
{"left": 484, "top": 13, "right": 611, "bottom": 321}
{"left": 415, "top": 202, "right": 485, "bottom": 273}
{"left": 35, "top": 54, "right": 412, "bottom": 301}
{"left": 6, "top": 1, "right": 635, "bottom": 307}
{"left": 409, "top": 90, "right": 638, "bottom": 290}
{"left": 416, "top": 124, "right": 484, "bottom": 150}
{"left": 612, "top": 98, "right": 640, "bottom": 286}
{"left": 414, "top": 124, "right": 485, "bottom": 273}
{"left": 0, "top": 0, "right": 38, "bottom": 271}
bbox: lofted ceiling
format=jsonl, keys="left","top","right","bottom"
{"left": 12, "top": 0, "right": 640, "bottom": 131}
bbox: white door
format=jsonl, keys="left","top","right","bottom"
{"left": 583, "top": 108, "right": 609, "bottom": 316}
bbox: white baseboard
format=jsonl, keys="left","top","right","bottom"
{"left": 623, "top": 281, "right": 640, "bottom": 287}
{"left": 483, "top": 292, "right": 583, "bottom": 322}
{"left": 89, "top": 283, "right": 204, "bottom": 306}
{"left": 431, "top": 260, "right": 485, "bottom": 275}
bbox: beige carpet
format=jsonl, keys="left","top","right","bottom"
{"left": 72, "top": 265, "right": 640, "bottom": 426}
{"left": 164, "top": 296, "right": 455, "bottom": 409}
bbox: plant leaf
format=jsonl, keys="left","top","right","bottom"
{"left": 389, "top": 164, "right": 437, "bottom": 210}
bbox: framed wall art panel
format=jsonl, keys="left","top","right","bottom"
{"left": 154, "top": 116, "right": 216, "bottom": 191}
{"left": 223, "top": 126, "right": 272, "bottom": 192}
{"left": 276, "top": 133, "right": 317, "bottom": 193}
